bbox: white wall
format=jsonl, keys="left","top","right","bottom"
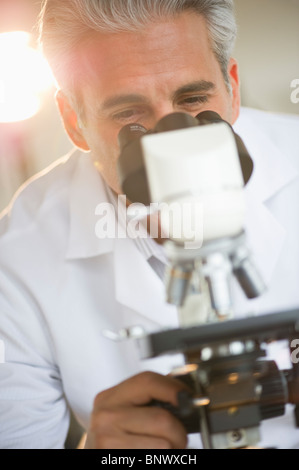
{"left": 234, "top": 0, "right": 299, "bottom": 115}
{"left": 0, "top": 90, "right": 72, "bottom": 211}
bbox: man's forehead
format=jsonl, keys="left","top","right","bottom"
{"left": 74, "top": 12, "right": 223, "bottom": 113}
{"left": 78, "top": 12, "right": 210, "bottom": 72}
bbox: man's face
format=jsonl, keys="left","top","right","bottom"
{"left": 58, "top": 12, "right": 240, "bottom": 194}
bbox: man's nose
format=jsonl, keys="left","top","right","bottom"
{"left": 148, "top": 104, "right": 178, "bottom": 130}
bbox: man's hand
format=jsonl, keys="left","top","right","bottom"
{"left": 84, "top": 371, "right": 188, "bottom": 449}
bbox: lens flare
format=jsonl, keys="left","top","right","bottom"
{"left": 0, "top": 31, "right": 54, "bottom": 123}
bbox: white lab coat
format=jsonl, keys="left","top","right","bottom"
{"left": 0, "top": 107, "right": 298, "bottom": 449}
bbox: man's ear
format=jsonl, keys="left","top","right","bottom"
{"left": 55, "top": 90, "right": 90, "bottom": 151}
{"left": 228, "top": 58, "right": 241, "bottom": 125}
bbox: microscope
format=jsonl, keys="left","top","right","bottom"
{"left": 117, "top": 111, "right": 299, "bottom": 449}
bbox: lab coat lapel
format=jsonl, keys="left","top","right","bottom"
{"left": 234, "top": 109, "right": 299, "bottom": 285}
{"left": 63, "top": 151, "right": 176, "bottom": 327}
{"left": 114, "top": 235, "right": 178, "bottom": 328}
{"left": 65, "top": 151, "right": 115, "bottom": 260}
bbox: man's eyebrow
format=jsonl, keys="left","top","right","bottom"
{"left": 99, "top": 81, "right": 215, "bottom": 113}
{"left": 172, "top": 80, "right": 215, "bottom": 101}
{"left": 100, "top": 94, "right": 149, "bottom": 112}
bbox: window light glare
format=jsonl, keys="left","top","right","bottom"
{"left": 0, "top": 31, "right": 54, "bottom": 123}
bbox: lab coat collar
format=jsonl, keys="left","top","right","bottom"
{"left": 233, "top": 108, "right": 298, "bottom": 203}
{"left": 65, "top": 150, "right": 177, "bottom": 327}
{"left": 105, "top": 188, "right": 178, "bottom": 327}
{"left": 65, "top": 151, "right": 115, "bottom": 260}
{"left": 233, "top": 108, "right": 299, "bottom": 285}
{"left": 113, "top": 236, "right": 178, "bottom": 327}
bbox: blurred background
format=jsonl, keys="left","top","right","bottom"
{"left": 0, "top": 0, "right": 298, "bottom": 211}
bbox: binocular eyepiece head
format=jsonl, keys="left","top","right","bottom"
{"left": 117, "top": 111, "right": 254, "bottom": 205}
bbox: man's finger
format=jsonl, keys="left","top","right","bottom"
{"left": 89, "top": 404, "right": 187, "bottom": 449}
{"left": 93, "top": 371, "right": 189, "bottom": 409}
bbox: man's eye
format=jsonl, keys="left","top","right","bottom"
{"left": 179, "top": 95, "right": 209, "bottom": 106}
{"left": 112, "top": 108, "right": 146, "bottom": 123}
{"left": 113, "top": 109, "right": 136, "bottom": 120}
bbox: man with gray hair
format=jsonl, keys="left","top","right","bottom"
{"left": 0, "top": 0, "right": 298, "bottom": 449}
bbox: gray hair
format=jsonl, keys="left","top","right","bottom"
{"left": 38, "top": 0, "right": 237, "bottom": 94}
